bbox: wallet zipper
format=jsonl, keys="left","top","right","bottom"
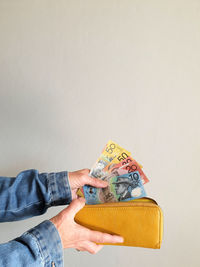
{"left": 77, "top": 189, "right": 157, "bottom": 205}
{"left": 85, "top": 197, "right": 158, "bottom": 207}
{"left": 127, "top": 197, "right": 158, "bottom": 205}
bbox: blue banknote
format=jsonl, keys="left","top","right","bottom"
{"left": 83, "top": 171, "right": 146, "bottom": 204}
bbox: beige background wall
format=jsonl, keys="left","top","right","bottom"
{"left": 0, "top": 1, "right": 200, "bottom": 266}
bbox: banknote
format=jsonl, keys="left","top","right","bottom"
{"left": 107, "top": 156, "right": 149, "bottom": 184}
{"left": 103, "top": 155, "right": 133, "bottom": 173}
{"left": 104, "top": 155, "right": 143, "bottom": 173}
{"left": 89, "top": 154, "right": 111, "bottom": 179}
{"left": 77, "top": 188, "right": 84, "bottom": 197}
{"left": 101, "top": 140, "right": 131, "bottom": 163}
{"left": 89, "top": 140, "right": 131, "bottom": 179}
{"left": 83, "top": 171, "right": 146, "bottom": 204}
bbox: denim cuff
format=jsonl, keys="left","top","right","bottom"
{"left": 45, "top": 171, "right": 72, "bottom": 206}
{"left": 27, "top": 220, "right": 63, "bottom": 267}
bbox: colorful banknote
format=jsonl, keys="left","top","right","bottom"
{"left": 83, "top": 171, "right": 146, "bottom": 204}
{"left": 81, "top": 140, "right": 149, "bottom": 203}
{"left": 89, "top": 154, "right": 110, "bottom": 179}
{"left": 104, "top": 155, "right": 143, "bottom": 173}
{"left": 107, "top": 156, "right": 149, "bottom": 184}
{"left": 89, "top": 140, "right": 131, "bottom": 179}
{"left": 101, "top": 140, "right": 131, "bottom": 164}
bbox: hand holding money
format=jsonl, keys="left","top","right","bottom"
{"left": 68, "top": 169, "right": 108, "bottom": 200}
{"left": 81, "top": 140, "right": 150, "bottom": 204}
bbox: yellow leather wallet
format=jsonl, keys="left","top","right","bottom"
{"left": 74, "top": 197, "right": 163, "bottom": 249}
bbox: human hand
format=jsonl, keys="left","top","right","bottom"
{"left": 49, "top": 197, "right": 124, "bottom": 254}
{"left": 68, "top": 168, "right": 108, "bottom": 200}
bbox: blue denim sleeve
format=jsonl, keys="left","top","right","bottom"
{"left": 0, "top": 220, "right": 64, "bottom": 267}
{"left": 0, "top": 169, "right": 72, "bottom": 222}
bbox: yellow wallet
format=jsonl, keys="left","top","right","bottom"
{"left": 74, "top": 197, "right": 163, "bottom": 249}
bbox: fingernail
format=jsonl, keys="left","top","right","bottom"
{"left": 115, "top": 236, "right": 124, "bottom": 243}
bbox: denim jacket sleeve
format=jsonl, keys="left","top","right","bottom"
{"left": 0, "top": 169, "right": 73, "bottom": 267}
{"left": 0, "top": 169, "right": 72, "bottom": 222}
{"left": 0, "top": 220, "right": 64, "bottom": 267}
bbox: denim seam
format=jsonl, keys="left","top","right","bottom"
{"left": 24, "top": 231, "right": 45, "bottom": 267}
{"left": 47, "top": 171, "right": 71, "bottom": 206}
{"left": 29, "top": 228, "right": 50, "bottom": 267}
{"left": 63, "top": 171, "right": 72, "bottom": 203}
{"left": 46, "top": 173, "right": 53, "bottom": 207}
{"left": 0, "top": 200, "right": 43, "bottom": 213}
{"left": 48, "top": 173, "right": 56, "bottom": 206}
{"left": 48, "top": 219, "right": 64, "bottom": 266}
{"left": 30, "top": 222, "right": 63, "bottom": 267}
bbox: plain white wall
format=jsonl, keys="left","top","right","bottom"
{"left": 0, "top": 1, "right": 200, "bottom": 266}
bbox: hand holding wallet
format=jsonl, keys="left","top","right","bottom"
{"left": 74, "top": 197, "right": 163, "bottom": 249}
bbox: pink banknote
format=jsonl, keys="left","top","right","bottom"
{"left": 108, "top": 156, "right": 149, "bottom": 185}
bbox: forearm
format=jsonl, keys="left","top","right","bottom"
{"left": 0, "top": 220, "right": 63, "bottom": 267}
{"left": 0, "top": 169, "right": 72, "bottom": 222}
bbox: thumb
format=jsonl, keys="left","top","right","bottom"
{"left": 66, "top": 197, "right": 86, "bottom": 219}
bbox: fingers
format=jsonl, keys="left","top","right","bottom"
{"left": 69, "top": 169, "right": 108, "bottom": 189}
{"left": 77, "top": 241, "right": 104, "bottom": 254}
{"left": 79, "top": 168, "right": 108, "bottom": 187}
{"left": 66, "top": 197, "right": 86, "bottom": 219}
{"left": 84, "top": 228, "right": 124, "bottom": 244}
{"left": 82, "top": 168, "right": 90, "bottom": 174}
{"left": 83, "top": 175, "right": 108, "bottom": 188}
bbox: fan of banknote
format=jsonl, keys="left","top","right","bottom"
{"left": 78, "top": 140, "right": 149, "bottom": 204}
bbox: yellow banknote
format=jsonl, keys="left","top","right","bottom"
{"left": 102, "top": 140, "right": 131, "bottom": 163}
{"left": 90, "top": 140, "right": 130, "bottom": 179}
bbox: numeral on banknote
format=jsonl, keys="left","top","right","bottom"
{"left": 126, "top": 164, "right": 137, "bottom": 173}
{"left": 129, "top": 172, "right": 139, "bottom": 181}
{"left": 105, "top": 143, "right": 116, "bottom": 154}
{"left": 122, "top": 158, "right": 133, "bottom": 165}
{"left": 117, "top": 152, "right": 129, "bottom": 161}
